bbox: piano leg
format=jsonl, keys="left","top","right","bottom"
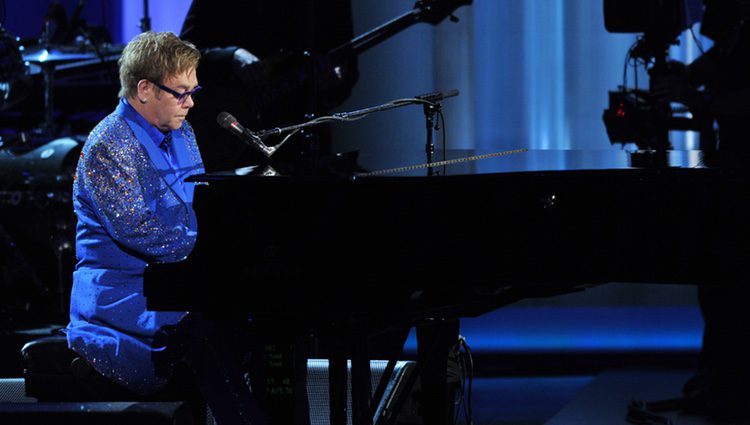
{"left": 351, "top": 335, "right": 372, "bottom": 425}
{"left": 324, "top": 323, "right": 411, "bottom": 425}
{"left": 416, "top": 319, "right": 460, "bottom": 425}
{"left": 329, "top": 350, "right": 348, "bottom": 425}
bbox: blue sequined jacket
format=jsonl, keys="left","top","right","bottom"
{"left": 66, "top": 99, "right": 205, "bottom": 394}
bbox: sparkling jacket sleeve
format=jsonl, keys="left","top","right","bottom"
{"left": 75, "top": 117, "right": 199, "bottom": 263}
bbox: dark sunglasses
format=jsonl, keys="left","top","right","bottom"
{"left": 150, "top": 80, "right": 202, "bottom": 104}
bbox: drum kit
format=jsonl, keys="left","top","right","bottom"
{"left": 19, "top": 46, "right": 98, "bottom": 137}
{"left": 1, "top": 32, "right": 117, "bottom": 140}
{"left": 0, "top": 26, "right": 31, "bottom": 117}
{"left": 0, "top": 0, "right": 144, "bottom": 142}
{"left": 0, "top": 1, "right": 154, "bottom": 325}
{"left": 0, "top": 11, "right": 116, "bottom": 323}
{"left": 0, "top": 0, "right": 197, "bottom": 326}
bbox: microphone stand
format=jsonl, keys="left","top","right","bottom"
{"left": 249, "top": 89, "right": 459, "bottom": 159}
{"left": 140, "top": 0, "right": 151, "bottom": 32}
{"left": 423, "top": 102, "right": 441, "bottom": 176}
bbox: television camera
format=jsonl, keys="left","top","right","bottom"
{"left": 602, "top": 0, "right": 705, "bottom": 150}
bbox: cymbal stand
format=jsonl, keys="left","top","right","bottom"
{"left": 27, "top": 55, "right": 93, "bottom": 138}
{"left": 39, "top": 63, "right": 57, "bottom": 137}
{"left": 34, "top": 20, "right": 55, "bottom": 137}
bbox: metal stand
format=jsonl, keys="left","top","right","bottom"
{"left": 140, "top": 0, "right": 151, "bottom": 32}
{"left": 423, "top": 102, "right": 442, "bottom": 176}
{"left": 39, "top": 64, "right": 56, "bottom": 137}
{"left": 240, "top": 90, "right": 458, "bottom": 159}
{"left": 22, "top": 48, "right": 96, "bottom": 138}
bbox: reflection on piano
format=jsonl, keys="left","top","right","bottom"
{"left": 144, "top": 148, "right": 750, "bottom": 424}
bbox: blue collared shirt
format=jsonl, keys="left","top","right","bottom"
{"left": 119, "top": 97, "right": 184, "bottom": 190}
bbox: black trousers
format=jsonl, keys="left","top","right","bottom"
{"left": 154, "top": 313, "right": 268, "bottom": 425}
{"left": 154, "top": 313, "right": 312, "bottom": 425}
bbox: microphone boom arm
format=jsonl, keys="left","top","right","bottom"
{"left": 253, "top": 89, "right": 459, "bottom": 157}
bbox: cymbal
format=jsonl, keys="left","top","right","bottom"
{"left": 22, "top": 47, "right": 97, "bottom": 65}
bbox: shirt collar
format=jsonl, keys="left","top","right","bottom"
{"left": 118, "top": 97, "right": 176, "bottom": 149}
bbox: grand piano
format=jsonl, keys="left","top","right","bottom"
{"left": 144, "top": 147, "right": 750, "bottom": 425}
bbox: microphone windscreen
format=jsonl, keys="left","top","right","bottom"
{"left": 216, "top": 112, "right": 236, "bottom": 129}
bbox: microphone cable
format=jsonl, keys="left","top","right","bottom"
{"left": 450, "top": 335, "right": 474, "bottom": 425}
{"left": 626, "top": 399, "right": 674, "bottom": 425}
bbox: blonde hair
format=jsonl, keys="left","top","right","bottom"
{"left": 118, "top": 31, "right": 200, "bottom": 99}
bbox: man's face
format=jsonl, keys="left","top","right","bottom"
{"left": 148, "top": 68, "right": 199, "bottom": 132}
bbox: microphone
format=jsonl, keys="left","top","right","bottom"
{"left": 216, "top": 112, "right": 274, "bottom": 157}
{"left": 415, "top": 89, "right": 459, "bottom": 103}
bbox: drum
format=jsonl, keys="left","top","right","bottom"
{"left": 0, "top": 136, "right": 82, "bottom": 324}
{"left": 0, "top": 25, "right": 31, "bottom": 112}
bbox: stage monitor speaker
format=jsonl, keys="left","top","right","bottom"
{"left": 1, "top": 361, "right": 418, "bottom": 425}
{"left": 0, "top": 378, "right": 31, "bottom": 403}
{"left": 305, "top": 359, "right": 417, "bottom": 425}
{"left": 0, "top": 400, "right": 193, "bottom": 425}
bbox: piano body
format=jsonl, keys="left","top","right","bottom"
{"left": 146, "top": 148, "right": 750, "bottom": 311}
{"left": 144, "top": 148, "right": 750, "bottom": 424}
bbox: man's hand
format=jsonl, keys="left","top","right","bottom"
{"left": 231, "top": 48, "right": 269, "bottom": 90}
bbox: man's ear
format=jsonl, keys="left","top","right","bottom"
{"left": 136, "top": 79, "right": 152, "bottom": 103}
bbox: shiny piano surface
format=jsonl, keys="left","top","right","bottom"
{"left": 144, "top": 148, "right": 750, "bottom": 316}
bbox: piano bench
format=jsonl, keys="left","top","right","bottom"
{"left": 19, "top": 335, "right": 208, "bottom": 424}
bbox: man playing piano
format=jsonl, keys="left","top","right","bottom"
{"left": 64, "top": 31, "right": 267, "bottom": 424}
